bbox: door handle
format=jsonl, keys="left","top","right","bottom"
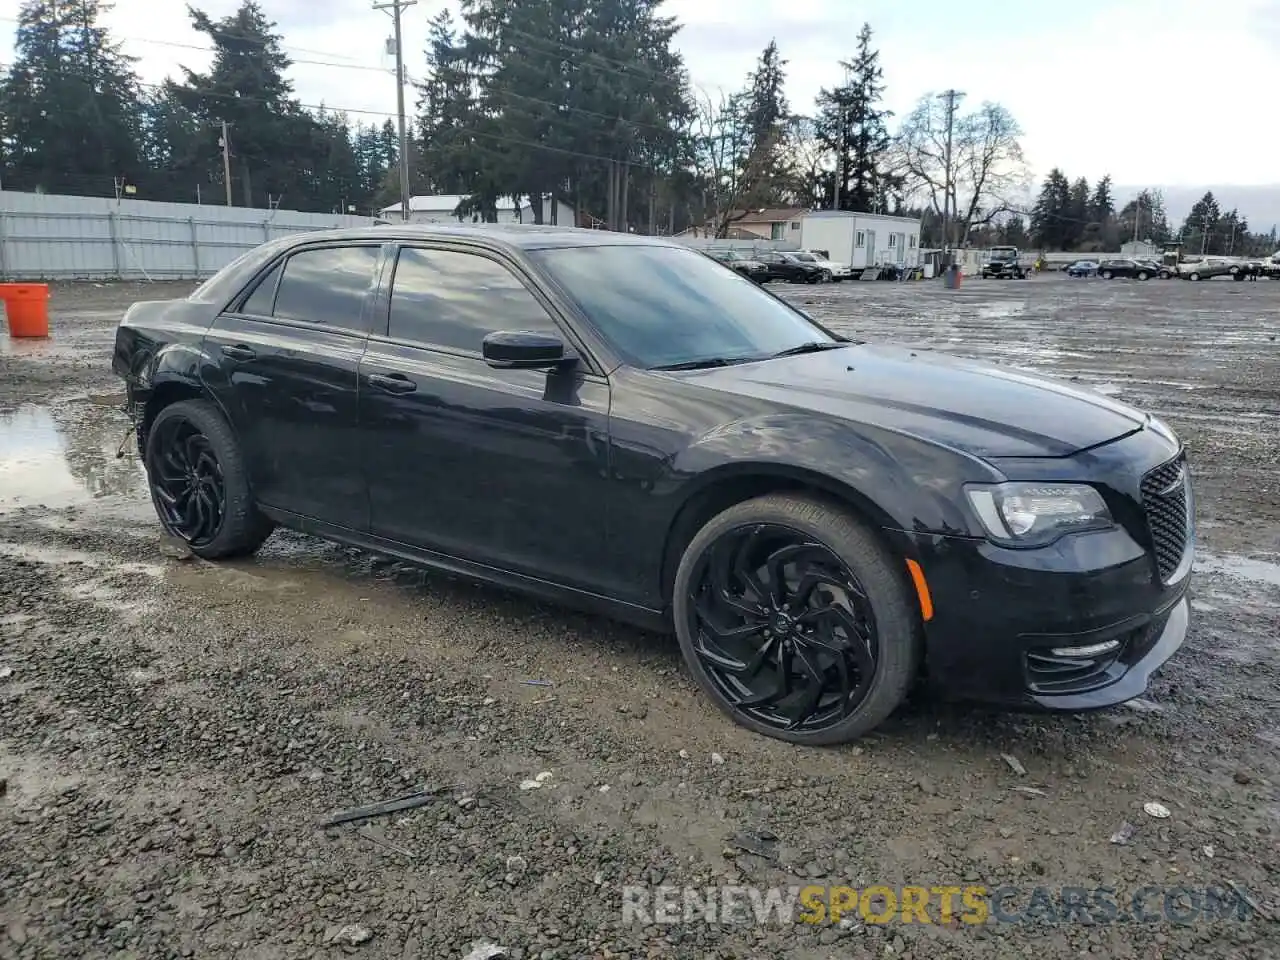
{"left": 367, "top": 372, "right": 417, "bottom": 394}
{"left": 221, "top": 344, "right": 257, "bottom": 361}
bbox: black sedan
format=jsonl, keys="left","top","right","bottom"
{"left": 753, "top": 250, "right": 826, "bottom": 283}
{"left": 706, "top": 248, "right": 770, "bottom": 282}
{"left": 112, "top": 225, "right": 1193, "bottom": 745}
{"left": 1097, "top": 258, "right": 1155, "bottom": 280}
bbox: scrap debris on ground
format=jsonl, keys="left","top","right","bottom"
{"left": 1, "top": 277, "right": 1278, "bottom": 958}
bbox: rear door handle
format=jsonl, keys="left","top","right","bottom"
{"left": 221, "top": 344, "right": 257, "bottom": 361}
{"left": 367, "top": 372, "right": 417, "bottom": 394}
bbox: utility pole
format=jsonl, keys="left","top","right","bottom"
{"left": 374, "top": 0, "right": 416, "bottom": 222}
{"left": 936, "top": 89, "right": 964, "bottom": 261}
{"left": 219, "top": 120, "right": 233, "bottom": 206}
{"left": 1133, "top": 194, "right": 1142, "bottom": 243}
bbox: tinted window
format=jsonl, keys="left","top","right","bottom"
{"left": 272, "top": 246, "right": 379, "bottom": 331}
{"left": 240, "top": 262, "right": 282, "bottom": 316}
{"left": 529, "top": 244, "right": 832, "bottom": 369}
{"left": 389, "top": 247, "right": 559, "bottom": 352}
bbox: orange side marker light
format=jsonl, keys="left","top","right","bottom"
{"left": 905, "top": 559, "right": 934, "bottom": 621}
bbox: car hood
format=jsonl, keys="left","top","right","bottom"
{"left": 675, "top": 344, "right": 1148, "bottom": 458}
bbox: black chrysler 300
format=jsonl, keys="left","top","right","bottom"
{"left": 112, "top": 225, "right": 1194, "bottom": 745}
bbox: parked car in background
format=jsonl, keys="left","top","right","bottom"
{"left": 754, "top": 250, "right": 827, "bottom": 283}
{"left": 1175, "top": 257, "right": 1235, "bottom": 281}
{"left": 1064, "top": 260, "right": 1099, "bottom": 277}
{"left": 1097, "top": 259, "right": 1154, "bottom": 280}
{"left": 706, "top": 249, "right": 770, "bottom": 283}
{"left": 789, "top": 250, "right": 853, "bottom": 282}
{"left": 113, "top": 224, "right": 1194, "bottom": 745}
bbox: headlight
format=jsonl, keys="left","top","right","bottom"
{"left": 965, "top": 482, "right": 1113, "bottom": 545}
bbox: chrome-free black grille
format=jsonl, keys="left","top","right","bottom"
{"left": 1140, "top": 453, "right": 1190, "bottom": 582}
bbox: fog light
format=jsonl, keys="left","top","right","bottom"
{"left": 1049, "top": 639, "right": 1122, "bottom": 658}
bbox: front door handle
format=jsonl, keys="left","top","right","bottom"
{"left": 221, "top": 344, "right": 257, "bottom": 361}
{"left": 367, "top": 372, "right": 417, "bottom": 394}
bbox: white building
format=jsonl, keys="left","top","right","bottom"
{"left": 799, "top": 211, "right": 923, "bottom": 269}
{"left": 1120, "top": 240, "right": 1159, "bottom": 259}
{"left": 379, "top": 194, "right": 577, "bottom": 227}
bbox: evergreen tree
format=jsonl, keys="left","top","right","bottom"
{"left": 0, "top": 0, "right": 143, "bottom": 196}
{"left": 814, "top": 24, "right": 892, "bottom": 211}
{"left": 1066, "top": 176, "right": 1090, "bottom": 248}
{"left": 1030, "top": 168, "right": 1071, "bottom": 249}
{"left": 1089, "top": 175, "right": 1114, "bottom": 221}
{"left": 737, "top": 40, "right": 793, "bottom": 207}
{"left": 170, "top": 0, "right": 307, "bottom": 207}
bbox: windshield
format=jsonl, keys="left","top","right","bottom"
{"left": 529, "top": 244, "right": 834, "bottom": 369}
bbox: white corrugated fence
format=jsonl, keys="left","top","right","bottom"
{"left": 0, "top": 191, "right": 374, "bottom": 281}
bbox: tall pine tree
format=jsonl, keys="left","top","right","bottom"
{"left": 0, "top": 0, "right": 143, "bottom": 196}
{"left": 814, "top": 24, "right": 892, "bottom": 211}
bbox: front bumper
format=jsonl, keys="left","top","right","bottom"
{"left": 883, "top": 437, "right": 1193, "bottom": 711}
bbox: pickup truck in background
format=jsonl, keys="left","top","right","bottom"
{"left": 980, "top": 246, "right": 1028, "bottom": 279}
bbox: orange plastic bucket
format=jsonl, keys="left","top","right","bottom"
{"left": 0, "top": 283, "right": 50, "bottom": 338}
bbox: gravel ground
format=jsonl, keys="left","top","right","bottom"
{"left": 1, "top": 275, "right": 1278, "bottom": 959}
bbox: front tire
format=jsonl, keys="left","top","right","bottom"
{"left": 820, "top": 270, "right": 833, "bottom": 283}
{"left": 145, "top": 399, "right": 275, "bottom": 560}
{"left": 672, "top": 494, "right": 921, "bottom": 745}
{"left": 1101, "top": 270, "right": 1113, "bottom": 279}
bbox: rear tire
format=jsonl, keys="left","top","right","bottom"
{"left": 1137, "top": 271, "right": 1149, "bottom": 280}
{"left": 144, "top": 399, "right": 275, "bottom": 560}
{"left": 672, "top": 494, "right": 922, "bottom": 745}
{"left": 1189, "top": 272, "right": 1201, "bottom": 281}
{"left": 1101, "top": 270, "right": 1113, "bottom": 279}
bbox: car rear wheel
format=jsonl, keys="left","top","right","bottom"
{"left": 1189, "top": 272, "right": 1201, "bottom": 281}
{"left": 672, "top": 494, "right": 921, "bottom": 745}
{"left": 1137, "top": 271, "right": 1149, "bottom": 280}
{"left": 1101, "top": 270, "right": 1113, "bottom": 279}
{"left": 145, "top": 399, "right": 275, "bottom": 559}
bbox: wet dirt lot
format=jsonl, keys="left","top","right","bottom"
{"left": 1, "top": 276, "right": 1278, "bottom": 959}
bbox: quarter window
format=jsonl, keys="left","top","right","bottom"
{"left": 272, "top": 246, "right": 379, "bottom": 331}
{"left": 240, "top": 262, "right": 282, "bottom": 316}
{"left": 388, "top": 247, "right": 559, "bottom": 353}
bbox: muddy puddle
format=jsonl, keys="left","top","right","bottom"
{"left": 0, "top": 402, "right": 145, "bottom": 514}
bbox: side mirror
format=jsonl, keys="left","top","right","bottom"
{"left": 482, "top": 330, "right": 574, "bottom": 370}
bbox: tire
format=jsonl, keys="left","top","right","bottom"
{"left": 1137, "top": 271, "right": 1149, "bottom": 280}
{"left": 1101, "top": 270, "right": 1113, "bottom": 279}
{"left": 144, "top": 398, "right": 275, "bottom": 560}
{"left": 981, "top": 273, "right": 990, "bottom": 279}
{"left": 820, "top": 270, "right": 832, "bottom": 283}
{"left": 1189, "top": 272, "right": 1201, "bottom": 281}
{"left": 672, "top": 494, "right": 922, "bottom": 745}
{"left": 1232, "top": 272, "right": 1245, "bottom": 282}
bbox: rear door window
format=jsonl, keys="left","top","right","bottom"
{"left": 271, "top": 245, "right": 380, "bottom": 333}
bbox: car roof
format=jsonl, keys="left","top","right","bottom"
{"left": 308, "top": 223, "right": 680, "bottom": 253}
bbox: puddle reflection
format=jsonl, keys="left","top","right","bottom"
{"left": 0, "top": 404, "right": 145, "bottom": 512}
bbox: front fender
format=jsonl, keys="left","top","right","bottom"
{"left": 670, "top": 412, "right": 993, "bottom": 537}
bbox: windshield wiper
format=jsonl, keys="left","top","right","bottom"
{"left": 769, "top": 341, "right": 850, "bottom": 359}
{"left": 651, "top": 356, "right": 755, "bottom": 371}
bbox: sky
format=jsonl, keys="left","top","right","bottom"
{"left": 2, "top": 0, "right": 1279, "bottom": 227}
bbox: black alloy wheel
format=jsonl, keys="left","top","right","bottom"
{"left": 147, "top": 415, "right": 226, "bottom": 546}
{"left": 683, "top": 522, "right": 879, "bottom": 735}
{"left": 144, "top": 399, "right": 275, "bottom": 559}
{"left": 1101, "top": 269, "right": 1113, "bottom": 279}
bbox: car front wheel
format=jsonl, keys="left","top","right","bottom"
{"left": 672, "top": 494, "right": 921, "bottom": 745}
{"left": 145, "top": 398, "right": 275, "bottom": 559}
{"left": 1101, "top": 270, "right": 1113, "bottom": 279}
